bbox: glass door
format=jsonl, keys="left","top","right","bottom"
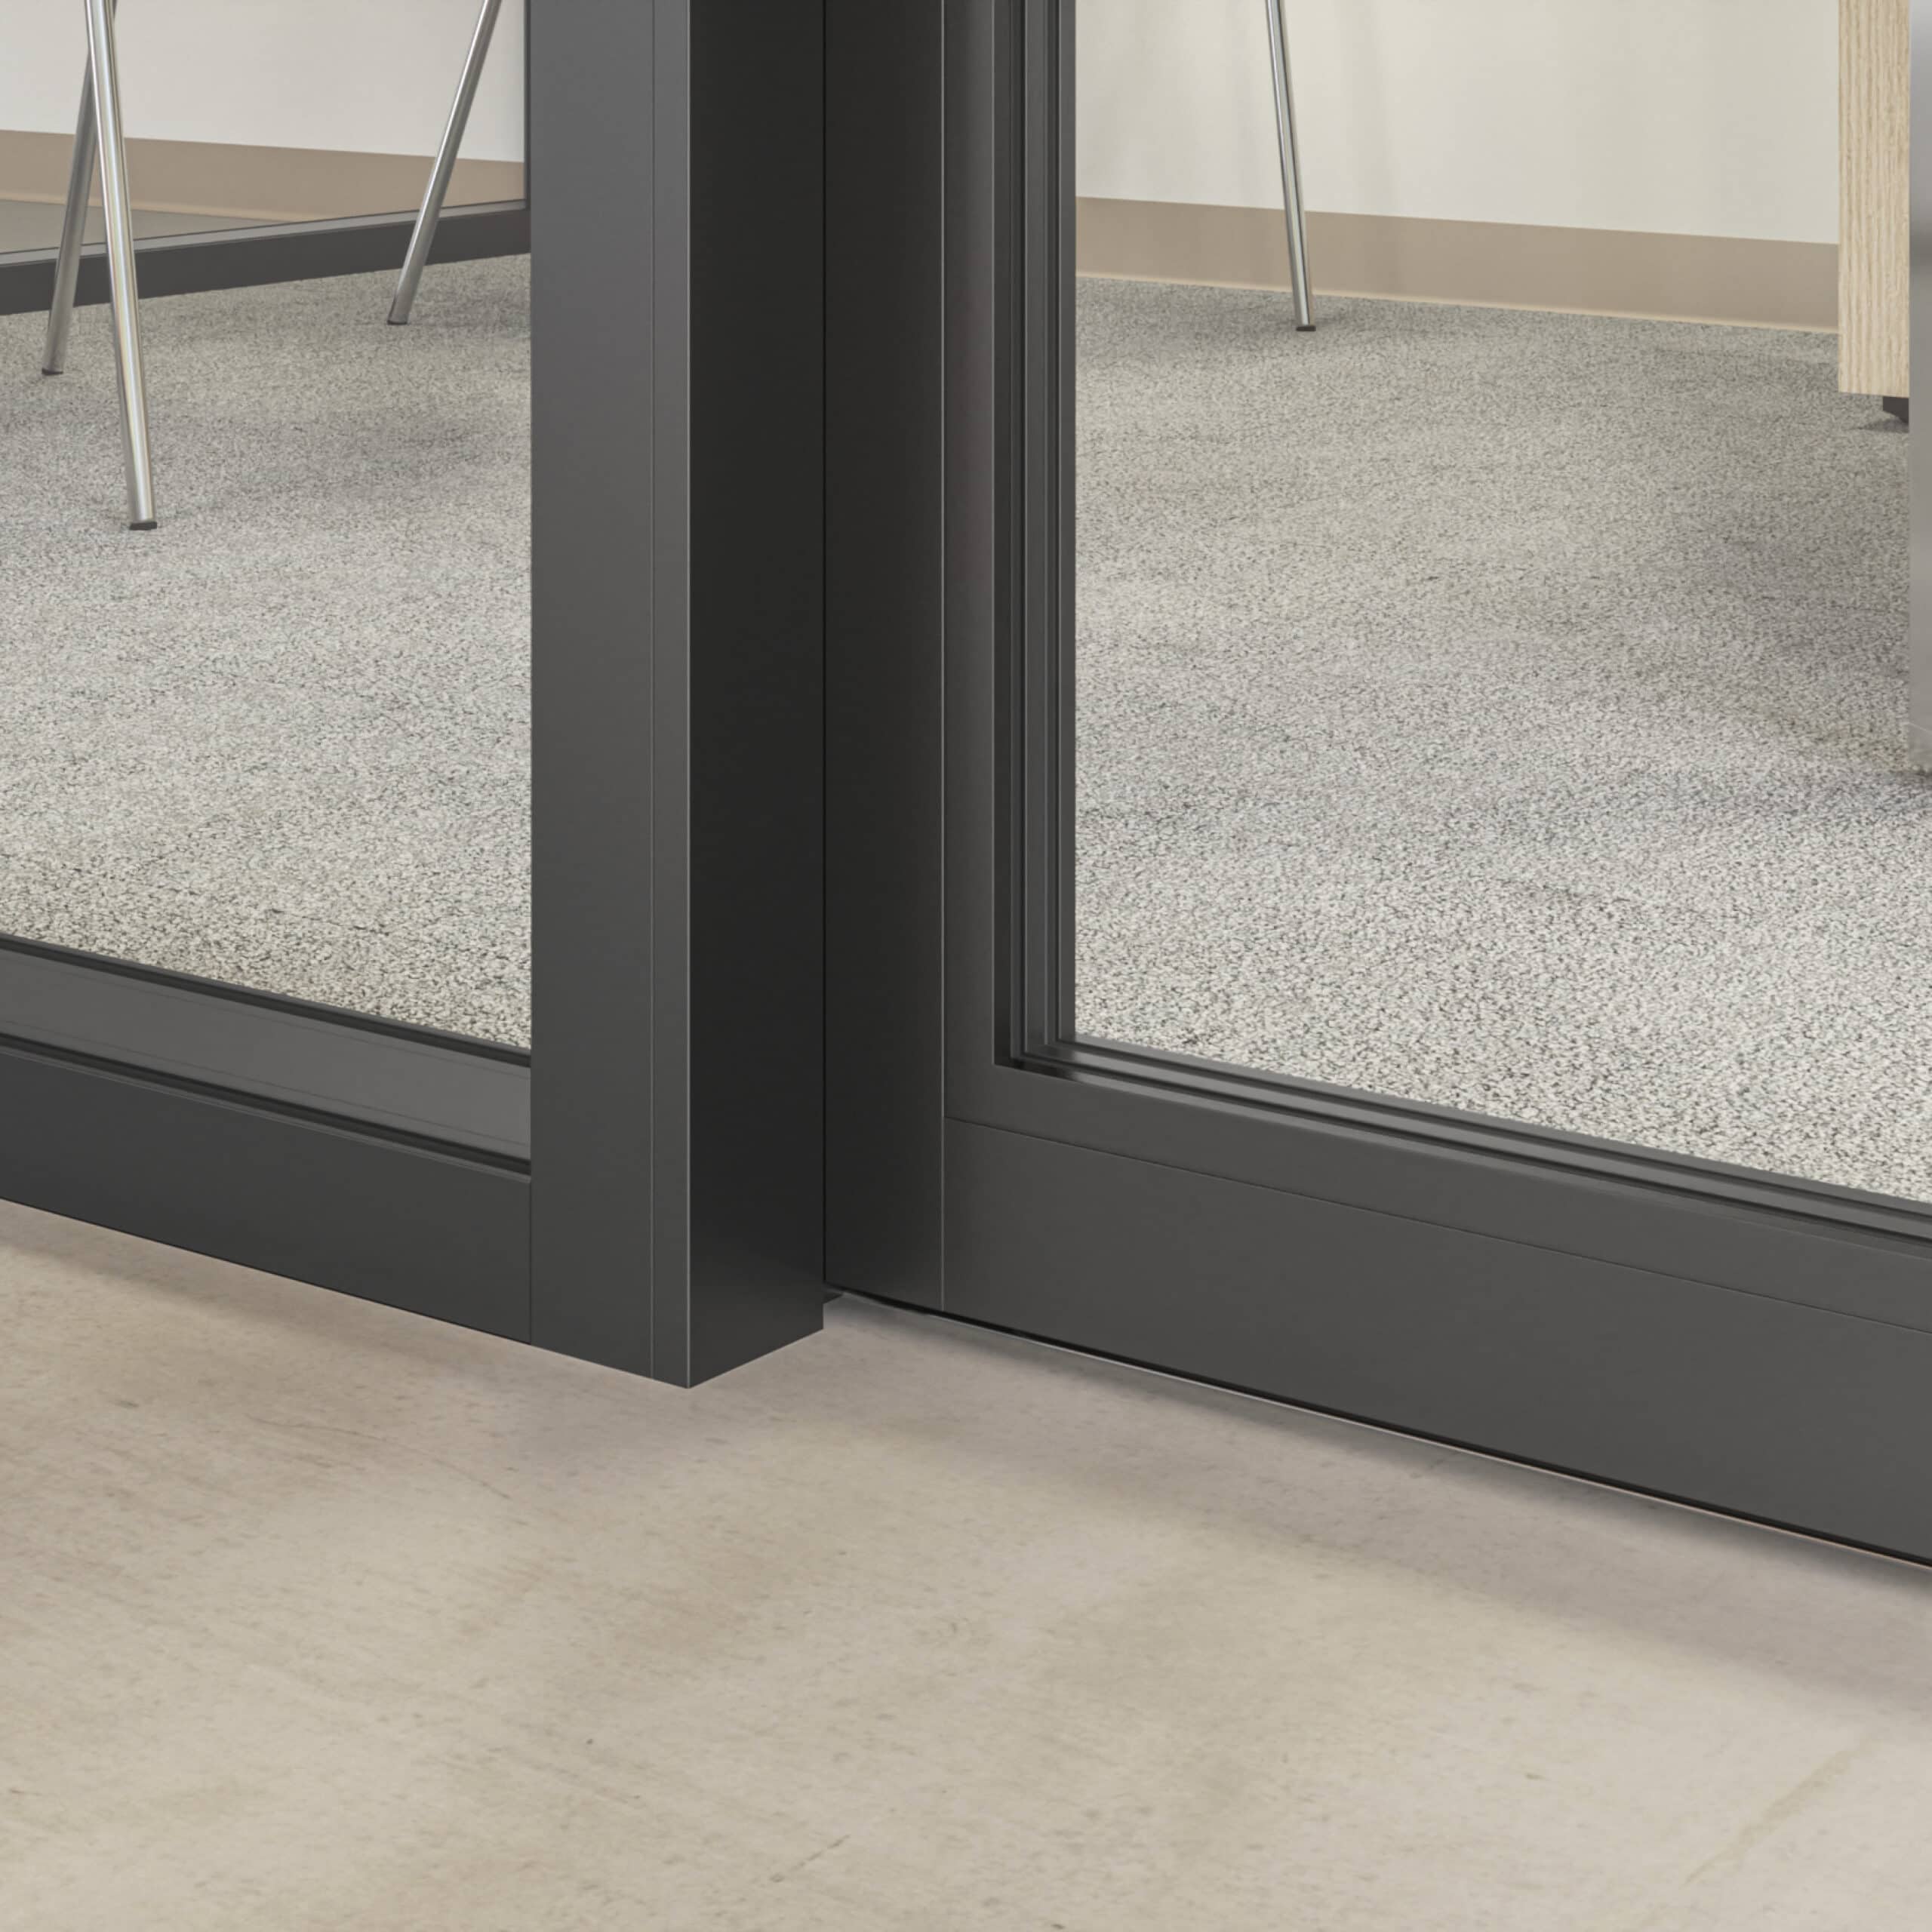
{"left": 827, "top": 0, "right": 1932, "bottom": 1559}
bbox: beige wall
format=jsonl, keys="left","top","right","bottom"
{"left": 1, "top": 1, "right": 525, "bottom": 161}
{"left": 1078, "top": 0, "right": 1837, "bottom": 242}
{"left": 0, "top": 131, "right": 520, "bottom": 224}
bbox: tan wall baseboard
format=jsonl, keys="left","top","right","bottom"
{"left": 1077, "top": 197, "right": 1838, "bottom": 334}
{"left": 0, "top": 129, "right": 523, "bottom": 223}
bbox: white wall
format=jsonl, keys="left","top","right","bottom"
{"left": 1, "top": 0, "right": 526, "bottom": 160}
{"left": 2, "top": 1, "right": 1833, "bottom": 234}
{"left": 1078, "top": 0, "right": 1838, "bottom": 242}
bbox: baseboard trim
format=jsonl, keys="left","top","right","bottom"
{"left": 0, "top": 129, "right": 523, "bottom": 223}
{"left": 0, "top": 203, "right": 531, "bottom": 318}
{"left": 1076, "top": 197, "right": 1838, "bottom": 333}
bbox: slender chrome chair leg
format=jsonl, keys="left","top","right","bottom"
{"left": 82, "top": 0, "right": 158, "bottom": 528}
{"left": 1263, "top": 0, "right": 1315, "bottom": 331}
{"left": 42, "top": 8, "right": 112, "bottom": 380}
{"left": 390, "top": 0, "right": 506, "bottom": 325}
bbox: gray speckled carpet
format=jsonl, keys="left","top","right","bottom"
{"left": 0, "top": 258, "right": 529, "bottom": 1044}
{"left": 4, "top": 265, "right": 1923, "bottom": 1196}
{"left": 1075, "top": 281, "right": 1923, "bottom": 1201}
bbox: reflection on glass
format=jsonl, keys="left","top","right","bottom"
{"left": 1, "top": 1, "right": 530, "bottom": 1045}
{"left": 1072, "top": 2, "right": 1919, "bottom": 1198}
{"left": 0, "top": 5, "right": 527, "bottom": 254}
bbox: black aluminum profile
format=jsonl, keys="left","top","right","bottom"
{"left": 0, "top": 938, "right": 528, "bottom": 1160}
{"left": 823, "top": 0, "right": 1932, "bottom": 1563}
{"left": 0, "top": 1032, "right": 529, "bottom": 1341}
{"left": 528, "top": 0, "right": 829, "bottom": 1383}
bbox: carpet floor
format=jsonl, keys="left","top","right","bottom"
{"left": 1075, "top": 280, "right": 1923, "bottom": 1201}
{"left": 3, "top": 266, "right": 1923, "bottom": 1198}
{"left": 0, "top": 257, "right": 529, "bottom": 1044}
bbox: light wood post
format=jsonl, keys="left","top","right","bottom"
{"left": 1841, "top": 0, "right": 1910, "bottom": 397}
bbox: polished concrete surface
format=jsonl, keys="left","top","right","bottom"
{"left": 3, "top": 1198, "right": 1929, "bottom": 1930}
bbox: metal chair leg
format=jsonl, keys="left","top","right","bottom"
{"left": 78, "top": 0, "right": 158, "bottom": 528}
{"left": 41, "top": 3, "right": 112, "bottom": 380}
{"left": 1263, "top": 0, "right": 1315, "bottom": 331}
{"left": 390, "top": 0, "right": 506, "bottom": 325}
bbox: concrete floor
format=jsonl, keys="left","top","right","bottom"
{"left": 3, "top": 1198, "right": 1930, "bottom": 1930}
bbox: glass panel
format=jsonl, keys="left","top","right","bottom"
{"left": 1, "top": 2, "right": 529, "bottom": 1047}
{"left": 1070, "top": 2, "right": 1918, "bottom": 1198}
{"left": 0, "top": 6, "right": 526, "bottom": 251}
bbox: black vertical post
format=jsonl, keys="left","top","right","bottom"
{"left": 823, "top": 0, "right": 949, "bottom": 1307}
{"left": 532, "top": 0, "right": 826, "bottom": 1382}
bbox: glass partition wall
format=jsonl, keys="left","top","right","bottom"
{"left": 0, "top": 5, "right": 526, "bottom": 251}
{"left": 1068, "top": 0, "right": 1919, "bottom": 1209}
{"left": 0, "top": 0, "right": 828, "bottom": 1385}
{"left": 0, "top": 0, "right": 530, "bottom": 1044}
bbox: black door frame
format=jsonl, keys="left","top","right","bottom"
{"left": 0, "top": 0, "right": 827, "bottom": 1388}
{"left": 827, "top": 0, "right": 1932, "bottom": 1562}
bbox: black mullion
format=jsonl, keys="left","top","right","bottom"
{"left": 529, "top": 0, "right": 828, "bottom": 1383}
